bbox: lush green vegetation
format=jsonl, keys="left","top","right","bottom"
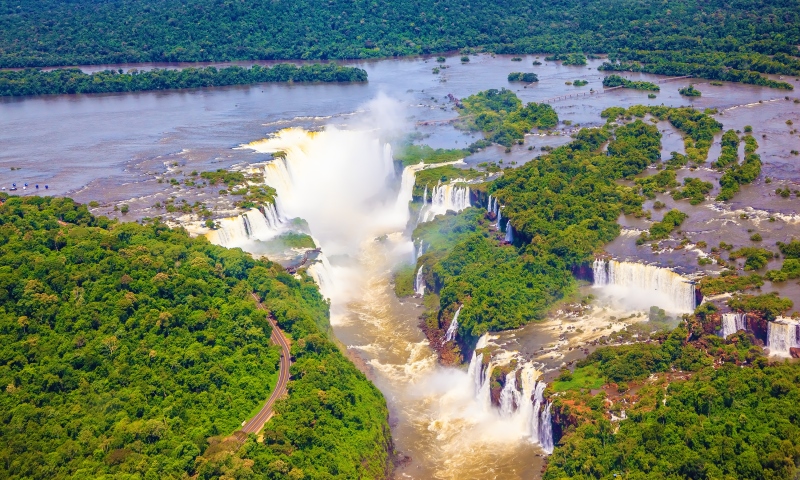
{"left": 634, "top": 170, "right": 677, "bottom": 199}
{"left": 0, "top": 64, "right": 368, "bottom": 97}
{"left": 765, "top": 259, "right": 800, "bottom": 283}
{"left": 599, "top": 58, "right": 795, "bottom": 90}
{"left": 778, "top": 239, "right": 800, "bottom": 259}
{"left": 712, "top": 130, "right": 740, "bottom": 169}
{"left": 638, "top": 209, "right": 687, "bottom": 244}
{"left": 0, "top": 195, "right": 390, "bottom": 479}
{"left": 602, "top": 74, "right": 659, "bottom": 91}
{"left": 1, "top": 0, "right": 799, "bottom": 68}
{"left": 394, "top": 144, "right": 468, "bottom": 167}
{"left": 544, "top": 53, "right": 587, "bottom": 65}
{"left": 671, "top": 177, "right": 712, "bottom": 205}
{"left": 414, "top": 118, "right": 667, "bottom": 340}
{"left": 602, "top": 105, "right": 722, "bottom": 165}
{"left": 545, "top": 323, "right": 800, "bottom": 480}
{"left": 457, "top": 88, "right": 558, "bottom": 147}
{"left": 412, "top": 165, "right": 484, "bottom": 198}
{"left": 697, "top": 272, "right": 764, "bottom": 296}
{"left": 507, "top": 72, "right": 538, "bottom": 83}
{"left": 729, "top": 246, "right": 775, "bottom": 271}
{"left": 717, "top": 135, "right": 762, "bottom": 201}
{"left": 679, "top": 84, "right": 702, "bottom": 97}
{"left": 573, "top": 79, "right": 588, "bottom": 87}
{"left": 728, "top": 293, "right": 794, "bottom": 320}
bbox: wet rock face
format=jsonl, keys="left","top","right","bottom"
{"left": 790, "top": 347, "right": 800, "bottom": 359}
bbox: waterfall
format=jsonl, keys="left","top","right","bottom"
{"left": 465, "top": 336, "right": 554, "bottom": 454}
{"left": 420, "top": 180, "right": 471, "bottom": 222}
{"left": 467, "top": 351, "right": 484, "bottom": 397}
{"left": 417, "top": 185, "right": 429, "bottom": 223}
{"left": 504, "top": 221, "right": 514, "bottom": 243}
{"left": 592, "top": 258, "right": 696, "bottom": 313}
{"left": 443, "top": 305, "right": 462, "bottom": 343}
{"left": 530, "top": 382, "right": 545, "bottom": 445}
{"left": 720, "top": 313, "right": 747, "bottom": 338}
{"left": 496, "top": 206, "right": 502, "bottom": 227}
{"left": 207, "top": 206, "right": 283, "bottom": 247}
{"left": 414, "top": 266, "right": 426, "bottom": 296}
{"left": 487, "top": 194, "right": 494, "bottom": 213}
{"left": 539, "top": 403, "right": 554, "bottom": 454}
{"left": 499, "top": 372, "right": 521, "bottom": 417}
{"left": 767, "top": 317, "right": 800, "bottom": 357}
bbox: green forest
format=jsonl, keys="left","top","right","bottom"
{"left": 0, "top": 195, "right": 390, "bottom": 479}
{"left": 1, "top": 0, "right": 799, "bottom": 68}
{"left": 544, "top": 320, "right": 800, "bottom": 479}
{"left": 0, "top": 64, "right": 368, "bottom": 97}
{"left": 413, "top": 99, "right": 741, "bottom": 347}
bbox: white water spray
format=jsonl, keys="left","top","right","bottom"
{"left": 720, "top": 312, "right": 747, "bottom": 338}
{"left": 767, "top": 317, "right": 800, "bottom": 357}
{"left": 414, "top": 266, "right": 426, "bottom": 296}
{"left": 504, "top": 220, "right": 514, "bottom": 243}
{"left": 443, "top": 305, "right": 462, "bottom": 344}
{"left": 592, "top": 258, "right": 696, "bottom": 313}
{"left": 420, "top": 180, "right": 471, "bottom": 222}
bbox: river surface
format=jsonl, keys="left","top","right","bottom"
{"left": 3, "top": 53, "right": 800, "bottom": 478}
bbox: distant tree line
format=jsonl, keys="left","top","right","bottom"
{"left": 0, "top": 0, "right": 798, "bottom": 68}
{"left": 0, "top": 64, "right": 368, "bottom": 96}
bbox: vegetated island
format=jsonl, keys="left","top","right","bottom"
{"left": 0, "top": 63, "right": 368, "bottom": 97}
{"left": 679, "top": 84, "right": 702, "bottom": 97}
{"left": 507, "top": 72, "right": 539, "bottom": 83}
{"left": 0, "top": 195, "right": 391, "bottom": 479}
{"left": 455, "top": 88, "right": 558, "bottom": 150}
{"left": 602, "top": 74, "right": 660, "bottom": 91}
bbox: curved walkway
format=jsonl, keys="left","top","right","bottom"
{"left": 240, "top": 293, "right": 292, "bottom": 435}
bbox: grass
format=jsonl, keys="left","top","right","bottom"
{"left": 393, "top": 264, "right": 417, "bottom": 297}
{"left": 394, "top": 144, "right": 469, "bottom": 167}
{"left": 551, "top": 364, "right": 605, "bottom": 392}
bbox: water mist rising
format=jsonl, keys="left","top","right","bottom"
{"left": 592, "top": 258, "right": 696, "bottom": 313}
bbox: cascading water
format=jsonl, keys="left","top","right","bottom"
{"left": 767, "top": 317, "right": 800, "bottom": 356}
{"left": 504, "top": 220, "right": 514, "bottom": 243}
{"left": 496, "top": 205, "right": 502, "bottom": 227}
{"left": 592, "top": 258, "right": 696, "bottom": 312}
{"left": 720, "top": 312, "right": 747, "bottom": 338}
{"left": 420, "top": 180, "right": 471, "bottom": 222}
{"left": 499, "top": 372, "right": 521, "bottom": 417}
{"left": 465, "top": 335, "right": 553, "bottom": 454}
{"left": 443, "top": 305, "right": 462, "bottom": 344}
{"left": 206, "top": 206, "right": 283, "bottom": 247}
{"left": 414, "top": 266, "right": 426, "bottom": 296}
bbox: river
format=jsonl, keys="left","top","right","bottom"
{"left": 2, "top": 53, "right": 800, "bottom": 478}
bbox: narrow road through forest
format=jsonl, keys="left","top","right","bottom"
{"left": 240, "top": 293, "right": 292, "bottom": 435}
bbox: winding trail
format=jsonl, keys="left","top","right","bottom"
{"left": 240, "top": 293, "right": 292, "bottom": 435}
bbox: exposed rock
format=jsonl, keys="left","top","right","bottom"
{"left": 790, "top": 347, "right": 800, "bottom": 359}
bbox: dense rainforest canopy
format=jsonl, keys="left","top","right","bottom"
{"left": 0, "top": 0, "right": 798, "bottom": 67}
{"left": 0, "top": 64, "right": 368, "bottom": 97}
{"left": 0, "top": 195, "right": 390, "bottom": 479}
{"left": 544, "top": 323, "right": 800, "bottom": 480}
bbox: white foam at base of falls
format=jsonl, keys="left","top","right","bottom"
{"left": 592, "top": 258, "right": 696, "bottom": 313}
{"left": 465, "top": 335, "right": 554, "bottom": 454}
{"left": 720, "top": 313, "right": 747, "bottom": 338}
{"left": 767, "top": 317, "right": 800, "bottom": 357}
